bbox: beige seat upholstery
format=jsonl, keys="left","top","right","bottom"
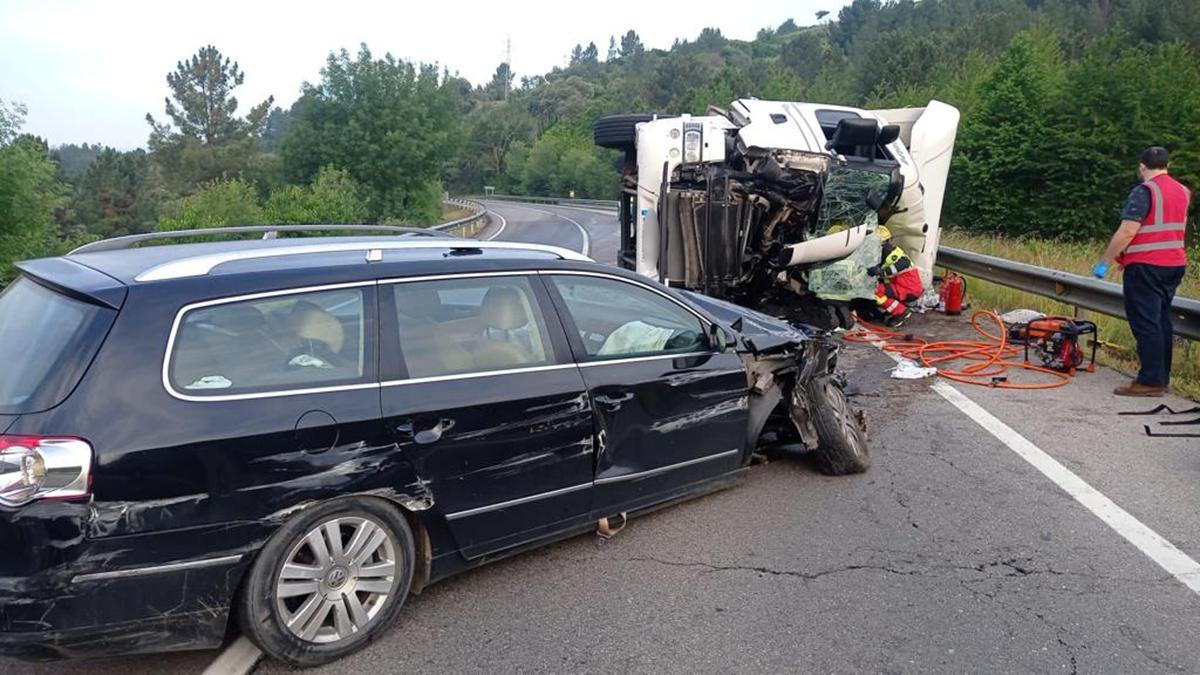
{"left": 394, "top": 288, "right": 477, "bottom": 377}
{"left": 475, "top": 287, "right": 534, "bottom": 368}
{"left": 396, "top": 288, "right": 441, "bottom": 322}
{"left": 481, "top": 287, "right": 528, "bottom": 331}
{"left": 402, "top": 322, "right": 476, "bottom": 377}
{"left": 287, "top": 301, "right": 345, "bottom": 355}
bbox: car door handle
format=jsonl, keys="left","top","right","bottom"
{"left": 396, "top": 419, "right": 452, "bottom": 444}
{"left": 593, "top": 393, "right": 634, "bottom": 412}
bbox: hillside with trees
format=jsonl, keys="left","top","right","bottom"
{"left": 2, "top": 0, "right": 1199, "bottom": 281}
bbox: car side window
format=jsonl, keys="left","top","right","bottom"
{"left": 391, "top": 276, "right": 554, "bottom": 379}
{"left": 550, "top": 275, "right": 709, "bottom": 360}
{"left": 169, "top": 288, "right": 368, "bottom": 396}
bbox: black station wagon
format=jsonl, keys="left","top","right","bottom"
{"left": 0, "top": 227, "right": 868, "bottom": 666}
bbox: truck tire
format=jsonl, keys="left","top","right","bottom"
{"left": 806, "top": 375, "right": 870, "bottom": 475}
{"left": 594, "top": 113, "right": 659, "bottom": 150}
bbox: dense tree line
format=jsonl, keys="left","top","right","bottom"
{"left": 2, "top": 0, "right": 1199, "bottom": 281}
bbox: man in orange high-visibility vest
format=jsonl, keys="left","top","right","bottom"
{"left": 1094, "top": 147, "right": 1191, "bottom": 397}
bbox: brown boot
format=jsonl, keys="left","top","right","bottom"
{"left": 1114, "top": 382, "right": 1167, "bottom": 397}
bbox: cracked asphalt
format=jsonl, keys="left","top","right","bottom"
{"left": 7, "top": 202, "right": 1199, "bottom": 674}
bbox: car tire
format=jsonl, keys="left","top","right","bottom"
{"left": 594, "top": 113, "right": 659, "bottom": 150}
{"left": 237, "top": 496, "right": 415, "bottom": 667}
{"left": 806, "top": 375, "right": 870, "bottom": 475}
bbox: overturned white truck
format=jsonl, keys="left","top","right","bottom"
{"left": 594, "top": 99, "right": 959, "bottom": 328}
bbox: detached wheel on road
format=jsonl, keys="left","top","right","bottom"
{"left": 238, "top": 497, "right": 415, "bottom": 667}
{"left": 594, "top": 113, "right": 659, "bottom": 150}
{"left": 806, "top": 376, "right": 870, "bottom": 475}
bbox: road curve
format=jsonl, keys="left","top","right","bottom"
{"left": 479, "top": 199, "right": 620, "bottom": 265}
{"left": 8, "top": 203, "right": 1200, "bottom": 675}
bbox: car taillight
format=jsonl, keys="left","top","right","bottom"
{"left": 0, "top": 435, "right": 92, "bottom": 507}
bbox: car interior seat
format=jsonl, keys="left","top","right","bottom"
{"left": 394, "top": 287, "right": 475, "bottom": 377}
{"left": 397, "top": 288, "right": 443, "bottom": 323}
{"left": 175, "top": 304, "right": 278, "bottom": 388}
{"left": 287, "top": 301, "right": 346, "bottom": 365}
{"left": 475, "top": 286, "right": 536, "bottom": 369}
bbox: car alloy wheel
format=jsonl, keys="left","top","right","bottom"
{"left": 274, "top": 516, "right": 398, "bottom": 644}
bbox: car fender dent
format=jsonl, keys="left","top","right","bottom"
{"left": 357, "top": 479, "right": 435, "bottom": 512}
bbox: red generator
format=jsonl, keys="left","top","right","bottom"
{"left": 1008, "top": 317, "right": 1098, "bottom": 375}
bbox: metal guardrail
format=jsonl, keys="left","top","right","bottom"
{"left": 477, "top": 194, "right": 619, "bottom": 211}
{"left": 938, "top": 247, "right": 1200, "bottom": 341}
{"left": 474, "top": 195, "right": 1200, "bottom": 341}
{"left": 435, "top": 198, "right": 490, "bottom": 237}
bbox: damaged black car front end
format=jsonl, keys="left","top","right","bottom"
{"left": 686, "top": 292, "right": 869, "bottom": 475}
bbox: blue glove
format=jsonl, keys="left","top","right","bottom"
{"left": 1092, "top": 261, "right": 1109, "bottom": 279}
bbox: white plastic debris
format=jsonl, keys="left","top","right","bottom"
{"left": 890, "top": 359, "right": 938, "bottom": 380}
{"left": 999, "top": 309, "right": 1045, "bottom": 325}
{"left": 185, "top": 375, "right": 233, "bottom": 390}
{"left": 289, "top": 354, "right": 333, "bottom": 368}
{"left": 916, "top": 287, "right": 941, "bottom": 310}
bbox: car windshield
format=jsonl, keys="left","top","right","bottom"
{"left": 0, "top": 277, "right": 116, "bottom": 414}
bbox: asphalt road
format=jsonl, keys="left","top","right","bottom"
{"left": 8, "top": 201, "right": 1200, "bottom": 674}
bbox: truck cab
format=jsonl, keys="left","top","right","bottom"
{"left": 595, "top": 98, "right": 959, "bottom": 327}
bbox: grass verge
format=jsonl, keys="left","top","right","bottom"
{"left": 441, "top": 205, "right": 474, "bottom": 222}
{"left": 939, "top": 230, "right": 1200, "bottom": 400}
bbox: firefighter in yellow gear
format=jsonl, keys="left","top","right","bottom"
{"left": 873, "top": 225, "right": 924, "bottom": 327}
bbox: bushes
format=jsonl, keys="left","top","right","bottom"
{"left": 509, "top": 125, "right": 618, "bottom": 199}
{"left": 159, "top": 178, "right": 263, "bottom": 231}
{"left": 264, "top": 167, "right": 366, "bottom": 224}
{"left": 160, "top": 167, "right": 368, "bottom": 231}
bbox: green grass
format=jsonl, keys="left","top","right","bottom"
{"left": 441, "top": 205, "right": 474, "bottom": 222}
{"left": 940, "top": 230, "right": 1200, "bottom": 400}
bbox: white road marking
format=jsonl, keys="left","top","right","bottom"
{"left": 488, "top": 202, "right": 590, "bottom": 257}
{"left": 867, "top": 340, "right": 1200, "bottom": 596}
{"left": 201, "top": 636, "right": 262, "bottom": 675}
{"left": 483, "top": 208, "right": 507, "bottom": 241}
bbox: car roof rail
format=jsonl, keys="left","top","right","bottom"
{"left": 132, "top": 239, "right": 592, "bottom": 282}
{"left": 69, "top": 224, "right": 449, "bottom": 255}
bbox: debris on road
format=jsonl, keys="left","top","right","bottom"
{"left": 890, "top": 359, "right": 937, "bottom": 379}
{"left": 1120, "top": 403, "right": 1200, "bottom": 438}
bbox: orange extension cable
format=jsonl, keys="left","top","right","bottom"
{"left": 843, "top": 310, "right": 1075, "bottom": 389}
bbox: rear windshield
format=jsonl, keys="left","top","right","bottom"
{"left": 0, "top": 277, "right": 116, "bottom": 414}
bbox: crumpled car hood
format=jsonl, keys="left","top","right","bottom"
{"left": 682, "top": 290, "right": 821, "bottom": 352}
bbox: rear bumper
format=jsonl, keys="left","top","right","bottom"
{"left": 0, "top": 609, "right": 230, "bottom": 661}
{"left": 0, "top": 555, "right": 246, "bottom": 660}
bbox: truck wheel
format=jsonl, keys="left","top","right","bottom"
{"left": 594, "top": 113, "right": 659, "bottom": 150}
{"left": 806, "top": 375, "right": 870, "bottom": 475}
{"left": 238, "top": 497, "right": 415, "bottom": 667}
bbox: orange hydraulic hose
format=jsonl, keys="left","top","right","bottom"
{"left": 843, "top": 310, "right": 1074, "bottom": 389}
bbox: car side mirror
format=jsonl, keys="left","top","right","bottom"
{"left": 709, "top": 323, "right": 730, "bottom": 352}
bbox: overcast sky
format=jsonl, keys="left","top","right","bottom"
{"left": 0, "top": 0, "right": 851, "bottom": 149}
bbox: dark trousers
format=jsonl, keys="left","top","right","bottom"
{"left": 1123, "top": 263, "right": 1186, "bottom": 387}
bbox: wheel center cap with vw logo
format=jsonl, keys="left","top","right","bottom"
{"left": 326, "top": 566, "right": 349, "bottom": 589}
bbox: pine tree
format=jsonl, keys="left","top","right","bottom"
{"left": 146, "top": 45, "right": 273, "bottom": 146}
